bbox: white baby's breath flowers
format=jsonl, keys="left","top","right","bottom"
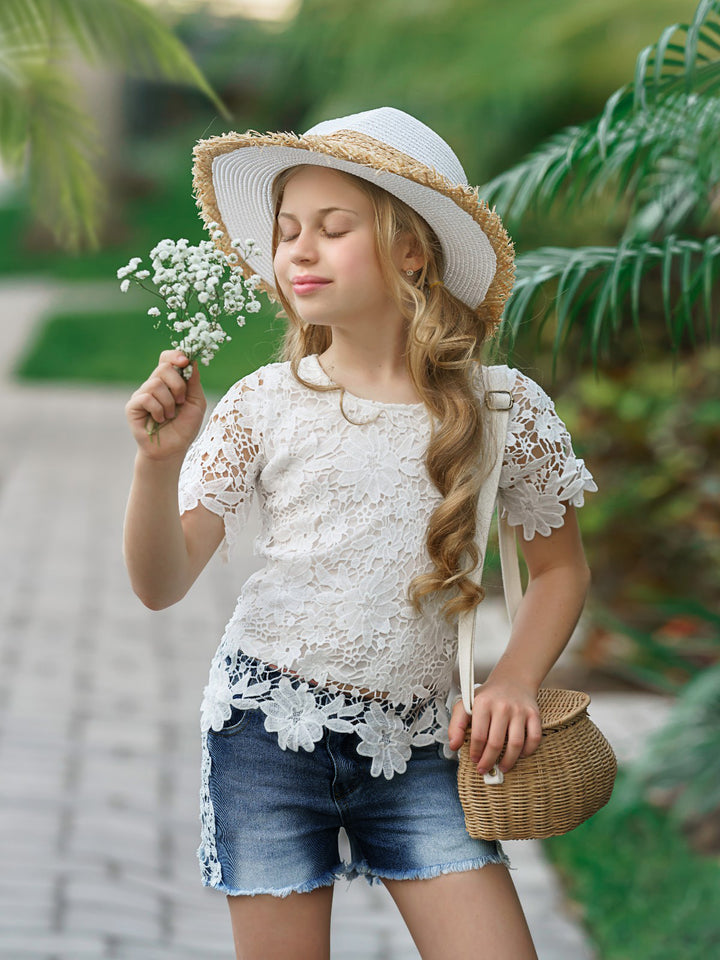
{"left": 117, "top": 228, "right": 267, "bottom": 439}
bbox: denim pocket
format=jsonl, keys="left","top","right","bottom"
{"left": 215, "top": 706, "right": 253, "bottom": 737}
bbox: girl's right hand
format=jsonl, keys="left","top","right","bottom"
{"left": 126, "top": 350, "right": 207, "bottom": 459}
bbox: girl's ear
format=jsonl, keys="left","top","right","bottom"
{"left": 394, "top": 231, "right": 425, "bottom": 274}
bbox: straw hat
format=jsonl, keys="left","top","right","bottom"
{"left": 192, "top": 106, "right": 514, "bottom": 327}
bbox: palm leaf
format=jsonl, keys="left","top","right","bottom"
{"left": 495, "top": 237, "right": 720, "bottom": 361}
{"left": 0, "top": 27, "right": 102, "bottom": 247}
{"left": 0, "top": 43, "right": 45, "bottom": 169}
{"left": 0, "top": 0, "right": 228, "bottom": 116}
{"left": 0, "top": 1, "right": 47, "bottom": 45}
{"left": 20, "top": 58, "right": 103, "bottom": 249}
{"left": 625, "top": 663, "right": 720, "bottom": 826}
{"left": 0, "top": 0, "right": 230, "bottom": 248}
{"left": 484, "top": 92, "right": 720, "bottom": 238}
{"left": 481, "top": 0, "right": 720, "bottom": 229}
{"left": 46, "top": 0, "right": 229, "bottom": 117}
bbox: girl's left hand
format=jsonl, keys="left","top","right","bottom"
{"left": 447, "top": 680, "right": 543, "bottom": 775}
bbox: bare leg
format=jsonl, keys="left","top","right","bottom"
{"left": 227, "top": 884, "right": 334, "bottom": 960}
{"left": 384, "top": 864, "right": 538, "bottom": 960}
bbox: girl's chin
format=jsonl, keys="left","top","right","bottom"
{"left": 292, "top": 311, "right": 340, "bottom": 328}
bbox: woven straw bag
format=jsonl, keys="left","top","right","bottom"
{"left": 456, "top": 367, "right": 617, "bottom": 841}
{"left": 458, "top": 689, "right": 617, "bottom": 840}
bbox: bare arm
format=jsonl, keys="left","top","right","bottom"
{"left": 123, "top": 456, "right": 224, "bottom": 609}
{"left": 447, "top": 505, "right": 591, "bottom": 773}
{"left": 123, "top": 350, "right": 224, "bottom": 609}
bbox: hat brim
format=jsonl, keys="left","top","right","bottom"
{"left": 192, "top": 129, "right": 514, "bottom": 326}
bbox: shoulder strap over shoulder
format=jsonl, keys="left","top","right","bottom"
{"left": 457, "top": 365, "right": 523, "bottom": 714}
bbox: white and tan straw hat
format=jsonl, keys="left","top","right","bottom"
{"left": 192, "top": 106, "right": 514, "bottom": 327}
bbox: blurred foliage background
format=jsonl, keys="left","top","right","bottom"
{"left": 2, "top": 2, "right": 720, "bottom": 952}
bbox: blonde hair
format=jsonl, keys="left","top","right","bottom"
{"left": 271, "top": 166, "right": 495, "bottom": 620}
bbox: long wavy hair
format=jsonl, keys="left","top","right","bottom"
{"left": 271, "top": 166, "right": 496, "bottom": 620}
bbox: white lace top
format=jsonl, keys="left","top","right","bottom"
{"left": 179, "top": 354, "right": 596, "bottom": 779}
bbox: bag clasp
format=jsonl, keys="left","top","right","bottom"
{"left": 483, "top": 766, "right": 505, "bottom": 785}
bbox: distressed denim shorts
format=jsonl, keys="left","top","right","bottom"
{"left": 203, "top": 704, "right": 508, "bottom": 897}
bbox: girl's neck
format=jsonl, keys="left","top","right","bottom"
{"left": 317, "top": 329, "right": 419, "bottom": 405}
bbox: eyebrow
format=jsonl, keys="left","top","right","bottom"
{"left": 277, "top": 207, "right": 359, "bottom": 221}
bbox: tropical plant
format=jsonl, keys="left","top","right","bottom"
{"left": 546, "top": 346, "right": 720, "bottom": 696}
{"left": 0, "top": 0, "right": 228, "bottom": 249}
{"left": 278, "top": 0, "right": 699, "bottom": 183}
{"left": 482, "top": 0, "right": 720, "bottom": 365}
{"left": 618, "top": 660, "right": 720, "bottom": 851}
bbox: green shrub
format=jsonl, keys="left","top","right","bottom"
{"left": 554, "top": 349, "right": 720, "bottom": 687}
{"left": 622, "top": 662, "right": 720, "bottom": 832}
{"left": 545, "top": 774, "right": 720, "bottom": 959}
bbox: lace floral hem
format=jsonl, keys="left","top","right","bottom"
{"left": 201, "top": 651, "right": 454, "bottom": 777}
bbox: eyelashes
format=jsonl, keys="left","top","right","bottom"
{"left": 277, "top": 230, "right": 349, "bottom": 243}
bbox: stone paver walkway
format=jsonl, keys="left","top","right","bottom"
{"left": 0, "top": 280, "right": 673, "bottom": 958}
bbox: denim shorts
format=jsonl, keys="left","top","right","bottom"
{"left": 202, "top": 704, "right": 509, "bottom": 897}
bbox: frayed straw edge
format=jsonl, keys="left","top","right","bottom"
{"left": 191, "top": 128, "right": 515, "bottom": 326}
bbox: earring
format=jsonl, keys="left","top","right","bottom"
{"left": 405, "top": 269, "right": 415, "bottom": 276}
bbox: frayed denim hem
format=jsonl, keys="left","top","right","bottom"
{"left": 343, "top": 848, "right": 512, "bottom": 887}
{"left": 201, "top": 864, "right": 344, "bottom": 898}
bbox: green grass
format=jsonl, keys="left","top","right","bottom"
{"left": 544, "top": 774, "right": 720, "bottom": 959}
{"left": 15, "top": 302, "right": 285, "bottom": 393}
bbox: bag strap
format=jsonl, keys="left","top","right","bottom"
{"left": 457, "top": 366, "right": 522, "bottom": 713}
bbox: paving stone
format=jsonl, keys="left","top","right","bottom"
{"left": 0, "top": 903, "right": 56, "bottom": 933}
{"left": 113, "top": 943, "right": 228, "bottom": 960}
{"left": 0, "top": 931, "right": 106, "bottom": 956}
{"left": 68, "top": 809, "right": 160, "bottom": 866}
{"left": 506, "top": 841, "right": 594, "bottom": 959}
{"left": 64, "top": 902, "right": 163, "bottom": 940}
{"left": 586, "top": 691, "right": 673, "bottom": 764}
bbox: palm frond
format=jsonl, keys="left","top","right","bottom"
{"left": 481, "top": 0, "right": 720, "bottom": 229}
{"left": 625, "top": 662, "right": 720, "bottom": 827}
{"left": 0, "top": 38, "right": 50, "bottom": 169}
{"left": 483, "top": 92, "right": 720, "bottom": 237}
{"left": 0, "top": 0, "right": 48, "bottom": 46}
{"left": 29, "top": 62, "right": 103, "bottom": 249}
{"left": 45, "top": 0, "right": 229, "bottom": 117}
{"left": 0, "top": 0, "right": 228, "bottom": 117}
{"left": 494, "top": 237, "right": 720, "bottom": 362}
{"left": 0, "top": 0, "right": 230, "bottom": 248}
{"left": 0, "top": 54, "right": 104, "bottom": 249}
{"left": 626, "top": 105, "right": 720, "bottom": 238}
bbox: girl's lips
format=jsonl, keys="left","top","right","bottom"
{"left": 292, "top": 277, "right": 331, "bottom": 295}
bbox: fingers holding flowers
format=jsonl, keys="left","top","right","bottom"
{"left": 126, "top": 351, "right": 206, "bottom": 455}
{"left": 118, "top": 230, "right": 265, "bottom": 450}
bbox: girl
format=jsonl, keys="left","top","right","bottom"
{"left": 124, "top": 107, "right": 595, "bottom": 960}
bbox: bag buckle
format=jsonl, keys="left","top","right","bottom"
{"left": 485, "top": 390, "right": 514, "bottom": 411}
{"left": 483, "top": 766, "right": 505, "bottom": 785}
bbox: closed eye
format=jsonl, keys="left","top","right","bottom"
{"left": 278, "top": 229, "right": 348, "bottom": 242}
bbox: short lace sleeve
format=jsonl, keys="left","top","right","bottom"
{"left": 178, "top": 374, "right": 262, "bottom": 555}
{"left": 497, "top": 371, "right": 597, "bottom": 540}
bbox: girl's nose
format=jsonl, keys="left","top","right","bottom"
{"left": 290, "top": 230, "right": 318, "bottom": 263}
